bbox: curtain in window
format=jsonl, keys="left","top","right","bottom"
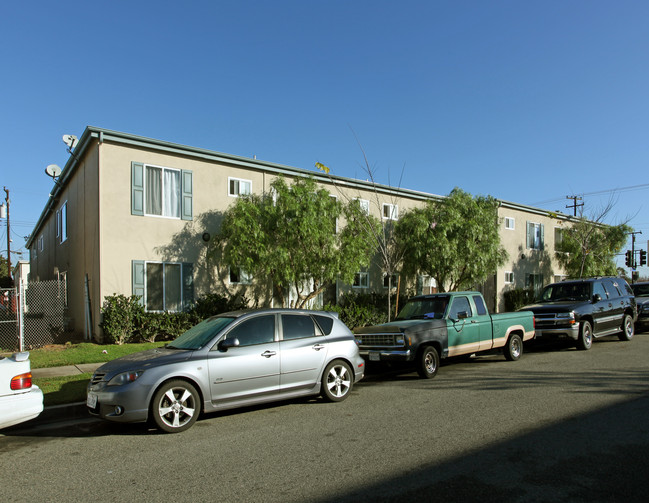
{"left": 146, "top": 263, "right": 164, "bottom": 311}
{"left": 165, "top": 264, "right": 182, "bottom": 312}
{"left": 146, "top": 167, "right": 162, "bottom": 215}
{"left": 164, "top": 169, "right": 181, "bottom": 218}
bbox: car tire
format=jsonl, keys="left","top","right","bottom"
{"left": 576, "top": 321, "right": 593, "bottom": 350}
{"left": 416, "top": 346, "right": 440, "bottom": 379}
{"left": 504, "top": 333, "right": 523, "bottom": 361}
{"left": 618, "top": 314, "right": 634, "bottom": 341}
{"left": 151, "top": 380, "right": 200, "bottom": 433}
{"left": 321, "top": 360, "right": 353, "bottom": 402}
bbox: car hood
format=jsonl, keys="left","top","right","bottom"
{"left": 519, "top": 301, "right": 584, "bottom": 313}
{"left": 96, "top": 347, "right": 194, "bottom": 374}
{"left": 354, "top": 319, "right": 446, "bottom": 334}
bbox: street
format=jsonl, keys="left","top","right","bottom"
{"left": 2, "top": 333, "right": 649, "bottom": 502}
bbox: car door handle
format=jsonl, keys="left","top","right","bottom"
{"left": 312, "top": 344, "right": 326, "bottom": 351}
{"left": 470, "top": 320, "right": 478, "bottom": 324}
{"left": 261, "top": 351, "right": 277, "bottom": 358}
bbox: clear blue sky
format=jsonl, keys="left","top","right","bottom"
{"left": 1, "top": 0, "right": 648, "bottom": 274}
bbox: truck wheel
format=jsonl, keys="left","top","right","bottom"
{"left": 504, "top": 334, "right": 523, "bottom": 361}
{"left": 618, "top": 314, "right": 634, "bottom": 341}
{"left": 417, "top": 346, "right": 439, "bottom": 379}
{"left": 576, "top": 321, "right": 593, "bottom": 350}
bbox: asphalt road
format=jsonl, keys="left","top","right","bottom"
{"left": 2, "top": 332, "right": 649, "bottom": 503}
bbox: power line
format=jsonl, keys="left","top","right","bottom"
{"left": 531, "top": 183, "right": 649, "bottom": 206}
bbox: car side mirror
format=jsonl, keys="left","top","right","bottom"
{"left": 218, "top": 338, "right": 240, "bottom": 351}
{"left": 592, "top": 294, "right": 602, "bottom": 303}
{"left": 457, "top": 311, "right": 469, "bottom": 320}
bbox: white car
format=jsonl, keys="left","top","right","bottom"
{"left": 0, "top": 351, "right": 44, "bottom": 429}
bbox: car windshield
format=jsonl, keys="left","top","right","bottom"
{"left": 632, "top": 284, "right": 649, "bottom": 297}
{"left": 167, "top": 316, "right": 236, "bottom": 350}
{"left": 396, "top": 297, "right": 449, "bottom": 320}
{"left": 540, "top": 283, "right": 591, "bottom": 302}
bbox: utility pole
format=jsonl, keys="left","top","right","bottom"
{"left": 3, "top": 187, "right": 10, "bottom": 281}
{"left": 566, "top": 195, "right": 584, "bottom": 217}
{"left": 628, "top": 231, "right": 643, "bottom": 283}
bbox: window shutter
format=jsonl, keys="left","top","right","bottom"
{"left": 182, "top": 263, "right": 194, "bottom": 310}
{"left": 132, "top": 260, "right": 145, "bottom": 305}
{"left": 181, "top": 170, "right": 193, "bottom": 221}
{"left": 526, "top": 221, "right": 531, "bottom": 249}
{"left": 539, "top": 223, "right": 545, "bottom": 250}
{"left": 131, "top": 162, "right": 144, "bottom": 216}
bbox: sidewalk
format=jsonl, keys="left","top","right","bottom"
{"left": 32, "top": 362, "right": 106, "bottom": 379}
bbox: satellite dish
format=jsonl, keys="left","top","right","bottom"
{"left": 62, "top": 134, "right": 78, "bottom": 149}
{"left": 45, "top": 164, "right": 62, "bottom": 178}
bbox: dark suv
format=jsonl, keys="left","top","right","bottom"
{"left": 520, "top": 277, "right": 637, "bottom": 350}
{"left": 631, "top": 282, "right": 649, "bottom": 331}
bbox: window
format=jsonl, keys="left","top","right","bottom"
{"left": 281, "top": 314, "right": 317, "bottom": 340}
{"left": 57, "top": 202, "right": 68, "bottom": 243}
{"left": 228, "top": 177, "right": 252, "bottom": 197}
{"left": 472, "top": 295, "right": 488, "bottom": 316}
{"left": 526, "top": 273, "right": 544, "bottom": 296}
{"left": 505, "top": 271, "right": 514, "bottom": 284}
{"left": 505, "top": 217, "right": 515, "bottom": 230}
{"left": 526, "top": 222, "right": 544, "bottom": 250}
{"left": 353, "top": 272, "right": 369, "bottom": 288}
{"left": 554, "top": 275, "right": 567, "bottom": 283}
{"left": 38, "top": 235, "right": 44, "bottom": 252}
{"left": 449, "top": 296, "right": 472, "bottom": 319}
{"left": 229, "top": 267, "right": 251, "bottom": 285}
{"left": 355, "top": 198, "right": 370, "bottom": 215}
{"left": 226, "top": 315, "right": 275, "bottom": 346}
{"left": 554, "top": 227, "right": 564, "bottom": 251}
{"left": 418, "top": 275, "right": 436, "bottom": 295}
{"left": 382, "top": 203, "right": 398, "bottom": 220}
{"left": 59, "top": 271, "right": 68, "bottom": 307}
{"left": 132, "top": 261, "right": 193, "bottom": 312}
{"left": 383, "top": 273, "right": 398, "bottom": 288}
{"left": 131, "top": 162, "right": 192, "bottom": 220}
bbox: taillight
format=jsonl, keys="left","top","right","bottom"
{"left": 11, "top": 372, "right": 32, "bottom": 391}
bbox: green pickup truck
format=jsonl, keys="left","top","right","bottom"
{"left": 354, "top": 291, "right": 535, "bottom": 379}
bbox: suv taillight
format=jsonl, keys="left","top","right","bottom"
{"left": 11, "top": 372, "right": 32, "bottom": 390}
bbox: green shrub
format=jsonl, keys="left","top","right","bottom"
{"left": 503, "top": 288, "right": 536, "bottom": 311}
{"left": 100, "top": 295, "right": 145, "bottom": 345}
{"left": 188, "top": 293, "right": 249, "bottom": 322}
{"left": 325, "top": 292, "right": 407, "bottom": 330}
{"left": 136, "top": 312, "right": 193, "bottom": 343}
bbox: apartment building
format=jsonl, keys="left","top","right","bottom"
{"left": 26, "top": 127, "right": 572, "bottom": 339}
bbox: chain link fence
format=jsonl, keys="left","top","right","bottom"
{"left": 0, "top": 280, "right": 69, "bottom": 352}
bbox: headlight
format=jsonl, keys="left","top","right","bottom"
{"left": 395, "top": 335, "right": 405, "bottom": 345}
{"left": 556, "top": 312, "right": 576, "bottom": 324}
{"left": 107, "top": 370, "right": 144, "bottom": 386}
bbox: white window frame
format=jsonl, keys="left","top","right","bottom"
{"left": 382, "top": 203, "right": 398, "bottom": 221}
{"left": 228, "top": 177, "right": 252, "bottom": 197}
{"left": 383, "top": 273, "right": 399, "bottom": 289}
{"left": 505, "top": 217, "right": 515, "bottom": 230}
{"left": 504, "top": 271, "right": 514, "bottom": 284}
{"left": 144, "top": 164, "right": 182, "bottom": 219}
{"left": 229, "top": 266, "right": 252, "bottom": 285}
{"left": 527, "top": 222, "right": 544, "bottom": 250}
{"left": 355, "top": 198, "right": 370, "bottom": 215}
{"left": 352, "top": 272, "right": 369, "bottom": 289}
{"left": 554, "top": 227, "right": 564, "bottom": 251}
{"left": 144, "top": 261, "right": 187, "bottom": 313}
{"left": 57, "top": 201, "right": 68, "bottom": 243}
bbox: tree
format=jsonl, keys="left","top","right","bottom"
{"left": 396, "top": 187, "right": 507, "bottom": 292}
{"left": 555, "top": 200, "right": 631, "bottom": 278}
{"left": 219, "top": 176, "right": 375, "bottom": 308}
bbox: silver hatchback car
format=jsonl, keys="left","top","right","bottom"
{"left": 87, "top": 309, "right": 364, "bottom": 433}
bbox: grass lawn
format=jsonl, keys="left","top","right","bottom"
{"left": 34, "top": 374, "right": 93, "bottom": 406}
{"left": 26, "top": 341, "right": 167, "bottom": 369}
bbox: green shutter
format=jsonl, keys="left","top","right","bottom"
{"left": 131, "top": 162, "right": 144, "bottom": 216}
{"left": 181, "top": 170, "right": 193, "bottom": 221}
{"left": 182, "top": 263, "right": 194, "bottom": 310}
{"left": 132, "top": 260, "right": 145, "bottom": 306}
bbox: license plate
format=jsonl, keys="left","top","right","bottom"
{"left": 369, "top": 352, "right": 380, "bottom": 361}
{"left": 86, "top": 392, "right": 98, "bottom": 408}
